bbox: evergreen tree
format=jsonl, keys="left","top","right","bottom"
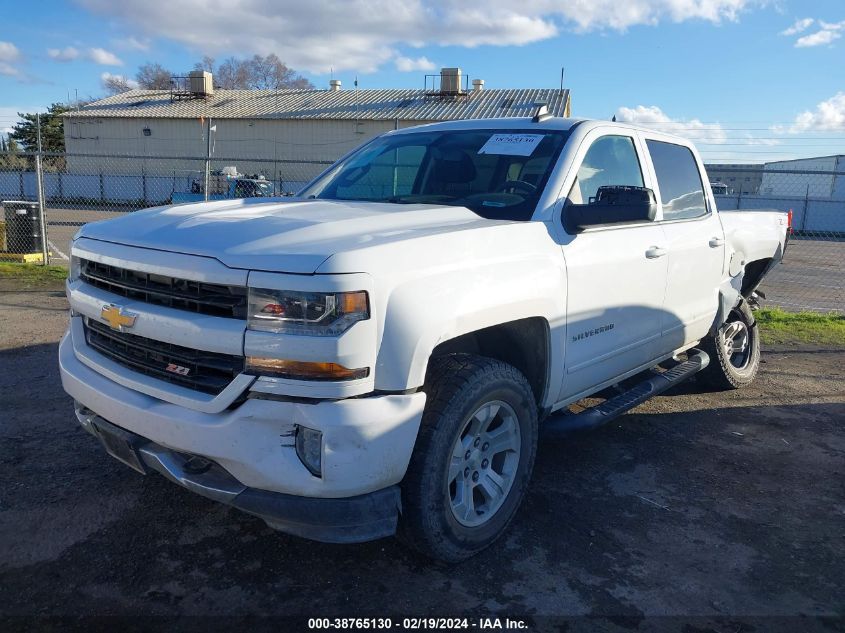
{"left": 9, "top": 103, "right": 70, "bottom": 152}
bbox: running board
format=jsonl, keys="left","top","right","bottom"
{"left": 542, "top": 349, "right": 710, "bottom": 437}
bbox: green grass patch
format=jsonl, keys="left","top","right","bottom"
{"left": 756, "top": 307, "right": 845, "bottom": 346}
{"left": 0, "top": 262, "right": 68, "bottom": 286}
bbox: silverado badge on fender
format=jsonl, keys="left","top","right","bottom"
{"left": 100, "top": 304, "right": 137, "bottom": 331}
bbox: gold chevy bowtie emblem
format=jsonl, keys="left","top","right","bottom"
{"left": 101, "top": 304, "right": 137, "bottom": 331}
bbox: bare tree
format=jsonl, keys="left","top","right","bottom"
{"left": 102, "top": 74, "right": 134, "bottom": 95}
{"left": 193, "top": 56, "right": 215, "bottom": 73}
{"left": 210, "top": 54, "right": 313, "bottom": 90}
{"left": 216, "top": 56, "right": 251, "bottom": 89}
{"left": 136, "top": 63, "right": 173, "bottom": 89}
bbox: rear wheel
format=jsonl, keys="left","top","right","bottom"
{"left": 399, "top": 354, "right": 538, "bottom": 563}
{"left": 699, "top": 299, "right": 760, "bottom": 390}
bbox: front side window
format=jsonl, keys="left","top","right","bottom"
{"left": 647, "top": 140, "right": 708, "bottom": 220}
{"left": 567, "top": 135, "right": 644, "bottom": 205}
{"left": 300, "top": 129, "right": 569, "bottom": 221}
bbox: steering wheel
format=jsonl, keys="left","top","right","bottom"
{"left": 496, "top": 180, "right": 537, "bottom": 195}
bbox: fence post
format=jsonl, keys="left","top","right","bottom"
{"left": 34, "top": 113, "right": 49, "bottom": 266}
{"left": 204, "top": 117, "right": 212, "bottom": 202}
{"left": 801, "top": 184, "right": 809, "bottom": 232}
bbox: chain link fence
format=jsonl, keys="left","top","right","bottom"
{"left": 1, "top": 150, "right": 331, "bottom": 266}
{"left": 706, "top": 166, "right": 844, "bottom": 314}
{"left": 0, "top": 151, "right": 842, "bottom": 313}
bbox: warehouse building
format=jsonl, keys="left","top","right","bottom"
{"left": 759, "top": 155, "right": 845, "bottom": 199}
{"left": 62, "top": 69, "right": 572, "bottom": 189}
{"left": 703, "top": 163, "right": 763, "bottom": 195}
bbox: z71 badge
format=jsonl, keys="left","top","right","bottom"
{"left": 165, "top": 363, "right": 191, "bottom": 376}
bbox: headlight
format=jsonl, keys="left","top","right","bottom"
{"left": 247, "top": 288, "right": 369, "bottom": 336}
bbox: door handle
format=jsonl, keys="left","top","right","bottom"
{"left": 645, "top": 246, "right": 667, "bottom": 259}
{"left": 709, "top": 237, "right": 725, "bottom": 248}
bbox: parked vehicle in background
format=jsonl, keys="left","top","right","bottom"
{"left": 59, "top": 112, "right": 789, "bottom": 562}
{"left": 710, "top": 181, "right": 729, "bottom": 195}
{"left": 170, "top": 170, "right": 275, "bottom": 204}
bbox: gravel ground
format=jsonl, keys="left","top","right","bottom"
{"left": 0, "top": 283, "right": 843, "bottom": 631}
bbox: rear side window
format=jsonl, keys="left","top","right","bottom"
{"left": 647, "top": 140, "right": 708, "bottom": 220}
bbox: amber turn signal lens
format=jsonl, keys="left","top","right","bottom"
{"left": 339, "top": 291, "right": 368, "bottom": 315}
{"left": 246, "top": 357, "right": 369, "bottom": 381}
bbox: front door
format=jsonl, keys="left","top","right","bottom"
{"left": 558, "top": 133, "right": 669, "bottom": 401}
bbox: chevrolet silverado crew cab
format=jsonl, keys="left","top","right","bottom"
{"left": 60, "top": 113, "right": 789, "bottom": 562}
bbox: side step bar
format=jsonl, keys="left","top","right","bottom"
{"left": 543, "top": 349, "right": 710, "bottom": 437}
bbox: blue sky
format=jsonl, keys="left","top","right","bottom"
{"left": 1, "top": 0, "right": 844, "bottom": 162}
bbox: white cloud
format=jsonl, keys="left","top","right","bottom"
{"left": 123, "top": 36, "right": 150, "bottom": 51}
{"left": 790, "top": 19, "right": 845, "bottom": 47}
{"left": 395, "top": 55, "right": 436, "bottom": 72}
{"left": 0, "top": 41, "right": 20, "bottom": 62}
{"left": 615, "top": 105, "right": 728, "bottom": 144}
{"left": 782, "top": 92, "right": 845, "bottom": 132}
{"left": 100, "top": 71, "right": 139, "bottom": 89}
{"left": 47, "top": 46, "right": 81, "bottom": 61}
{"left": 0, "top": 41, "right": 20, "bottom": 76}
{"left": 780, "top": 17, "right": 813, "bottom": 36}
{"left": 0, "top": 105, "right": 42, "bottom": 135}
{"left": 88, "top": 47, "right": 123, "bottom": 65}
{"left": 796, "top": 29, "right": 840, "bottom": 47}
{"left": 73, "top": 0, "right": 764, "bottom": 73}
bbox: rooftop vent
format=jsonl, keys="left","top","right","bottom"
{"left": 189, "top": 71, "right": 214, "bottom": 97}
{"left": 424, "top": 67, "right": 469, "bottom": 101}
{"left": 329, "top": 79, "right": 342, "bottom": 91}
{"left": 170, "top": 71, "right": 214, "bottom": 102}
{"left": 472, "top": 79, "right": 484, "bottom": 92}
{"left": 441, "top": 68, "right": 464, "bottom": 95}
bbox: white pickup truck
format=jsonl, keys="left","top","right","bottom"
{"left": 59, "top": 114, "right": 789, "bottom": 562}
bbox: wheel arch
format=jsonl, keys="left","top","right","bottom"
{"left": 427, "top": 317, "right": 551, "bottom": 410}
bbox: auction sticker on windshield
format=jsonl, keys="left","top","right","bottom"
{"left": 478, "top": 134, "right": 544, "bottom": 156}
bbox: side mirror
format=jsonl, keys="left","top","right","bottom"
{"left": 564, "top": 185, "right": 657, "bottom": 233}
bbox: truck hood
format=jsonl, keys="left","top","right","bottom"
{"left": 77, "top": 198, "right": 502, "bottom": 272}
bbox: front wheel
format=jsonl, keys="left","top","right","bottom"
{"left": 398, "top": 354, "right": 538, "bottom": 563}
{"left": 699, "top": 299, "right": 760, "bottom": 390}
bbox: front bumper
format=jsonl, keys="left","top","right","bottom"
{"left": 59, "top": 324, "right": 426, "bottom": 540}
{"left": 78, "top": 412, "right": 400, "bottom": 543}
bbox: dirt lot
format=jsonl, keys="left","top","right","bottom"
{"left": 1, "top": 282, "right": 844, "bottom": 631}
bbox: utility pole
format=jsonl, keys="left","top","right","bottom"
{"left": 34, "top": 113, "right": 49, "bottom": 265}
{"left": 204, "top": 116, "right": 212, "bottom": 202}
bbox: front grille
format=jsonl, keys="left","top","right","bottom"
{"left": 84, "top": 318, "right": 245, "bottom": 395}
{"left": 79, "top": 259, "right": 247, "bottom": 319}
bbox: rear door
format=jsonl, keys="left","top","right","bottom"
{"left": 556, "top": 128, "right": 669, "bottom": 401}
{"left": 642, "top": 136, "right": 725, "bottom": 350}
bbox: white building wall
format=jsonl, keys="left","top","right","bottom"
{"left": 64, "top": 117, "right": 428, "bottom": 179}
{"left": 760, "top": 156, "right": 840, "bottom": 198}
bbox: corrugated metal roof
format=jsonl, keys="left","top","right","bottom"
{"left": 63, "top": 88, "right": 570, "bottom": 121}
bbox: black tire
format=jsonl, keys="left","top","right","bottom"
{"left": 699, "top": 299, "right": 760, "bottom": 390}
{"left": 398, "top": 354, "right": 538, "bottom": 563}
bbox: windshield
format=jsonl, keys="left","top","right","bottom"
{"left": 300, "top": 129, "right": 569, "bottom": 220}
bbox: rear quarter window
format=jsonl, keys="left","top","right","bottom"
{"left": 646, "top": 140, "right": 708, "bottom": 220}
